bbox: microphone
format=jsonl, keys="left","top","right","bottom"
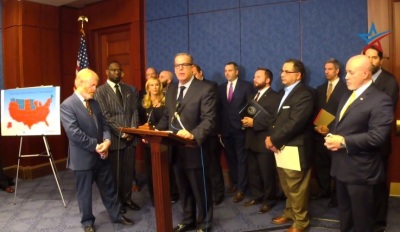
{"left": 175, "top": 101, "right": 181, "bottom": 113}
{"left": 174, "top": 112, "right": 186, "bottom": 130}
{"left": 146, "top": 108, "right": 154, "bottom": 125}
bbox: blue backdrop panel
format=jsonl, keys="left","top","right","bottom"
{"left": 241, "top": 2, "right": 301, "bottom": 90}
{"left": 189, "top": 0, "right": 239, "bottom": 14}
{"left": 301, "top": 0, "right": 367, "bottom": 88}
{"left": 189, "top": 9, "right": 241, "bottom": 84}
{"left": 0, "top": 0, "right": 3, "bottom": 90}
{"left": 146, "top": 16, "right": 189, "bottom": 73}
{"left": 240, "top": 0, "right": 302, "bottom": 7}
{"left": 146, "top": 0, "right": 187, "bottom": 21}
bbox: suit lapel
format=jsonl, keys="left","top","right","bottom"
{"left": 339, "top": 85, "right": 373, "bottom": 122}
{"left": 179, "top": 78, "right": 200, "bottom": 111}
{"left": 104, "top": 83, "right": 124, "bottom": 108}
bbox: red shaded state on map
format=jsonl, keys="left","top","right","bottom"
{"left": 8, "top": 98, "right": 52, "bottom": 129}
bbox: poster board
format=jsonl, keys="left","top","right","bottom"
{"left": 1, "top": 86, "right": 61, "bottom": 136}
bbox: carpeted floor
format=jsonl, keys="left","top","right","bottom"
{"left": 0, "top": 170, "right": 399, "bottom": 232}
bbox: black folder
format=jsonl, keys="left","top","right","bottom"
{"left": 239, "top": 99, "right": 271, "bottom": 119}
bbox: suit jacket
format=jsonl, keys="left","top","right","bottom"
{"left": 330, "top": 84, "right": 393, "bottom": 184}
{"left": 269, "top": 83, "right": 315, "bottom": 170}
{"left": 203, "top": 78, "right": 221, "bottom": 135}
{"left": 94, "top": 82, "right": 139, "bottom": 150}
{"left": 156, "top": 77, "right": 217, "bottom": 168}
{"left": 374, "top": 69, "right": 399, "bottom": 109}
{"left": 60, "top": 93, "right": 111, "bottom": 171}
{"left": 218, "top": 78, "right": 255, "bottom": 135}
{"left": 245, "top": 88, "right": 279, "bottom": 152}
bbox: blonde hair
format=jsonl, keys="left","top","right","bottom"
{"left": 142, "top": 78, "right": 165, "bottom": 109}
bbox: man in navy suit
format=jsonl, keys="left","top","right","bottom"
{"left": 265, "top": 59, "right": 315, "bottom": 232}
{"left": 312, "top": 58, "right": 350, "bottom": 208}
{"left": 156, "top": 53, "right": 216, "bottom": 232}
{"left": 325, "top": 55, "right": 393, "bottom": 232}
{"left": 363, "top": 46, "right": 399, "bottom": 232}
{"left": 94, "top": 61, "right": 140, "bottom": 213}
{"left": 60, "top": 69, "right": 133, "bottom": 232}
{"left": 218, "top": 62, "right": 255, "bottom": 203}
{"left": 242, "top": 67, "right": 279, "bottom": 214}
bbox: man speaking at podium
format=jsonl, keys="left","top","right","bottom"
{"left": 156, "top": 53, "right": 217, "bottom": 232}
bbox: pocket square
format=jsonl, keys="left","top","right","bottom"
{"left": 282, "top": 106, "right": 290, "bottom": 109}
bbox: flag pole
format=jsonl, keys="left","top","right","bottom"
{"left": 78, "top": 16, "right": 88, "bottom": 34}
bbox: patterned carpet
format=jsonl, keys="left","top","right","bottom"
{"left": 0, "top": 170, "right": 399, "bottom": 232}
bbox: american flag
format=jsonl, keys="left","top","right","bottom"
{"left": 76, "top": 31, "right": 89, "bottom": 74}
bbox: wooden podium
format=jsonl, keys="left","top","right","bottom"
{"left": 120, "top": 127, "right": 196, "bottom": 232}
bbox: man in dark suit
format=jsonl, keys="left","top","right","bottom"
{"left": 312, "top": 58, "right": 350, "bottom": 208}
{"left": 363, "top": 46, "right": 399, "bottom": 232}
{"left": 265, "top": 59, "right": 315, "bottom": 232}
{"left": 94, "top": 61, "right": 140, "bottom": 213}
{"left": 218, "top": 62, "right": 255, "bottom": 203}
{"left": 60, "top": 68, "right": 133, "bottom": 232}
{"left": 192, "top": 64, "right": 225, "bottom": 206}
{"left": 241, "top": 67, "right": 279, "bottom": 214}
{"left": 156, "top": 53, "right": 216, "bottom": 232}
{"left": 325, "top": 55, "right": 393, "bottom": 232}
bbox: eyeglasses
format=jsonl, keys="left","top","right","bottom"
{"left": 281, "top": 70, "right": 298, "bottom": 74}
{"left": 109, "top": 69, "right": 122, "bottom": 73}
{"left": 174, "top": 63, "right": 193, "bottom": 69}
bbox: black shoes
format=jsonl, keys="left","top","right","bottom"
{"left": 120, "top": 206, "right": 127, "bottom": 214}
{"left": 83, "top": 225, "right": 95, "bottom": 232}
{"left": 173, "top": 223, "right": 196, "bottom": 232}
{"left": 114, "top": 216, "right": 134, "bottom": 226}
{"left": 123, "top": 200, "right": 141, "bottom": 211}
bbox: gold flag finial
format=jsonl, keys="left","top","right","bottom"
{"left": 78, "top": 16, "right": 88, "bottom": 31}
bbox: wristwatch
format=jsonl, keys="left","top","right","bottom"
{"left": 340, "top": 138, "right": 346, "bottom": 148}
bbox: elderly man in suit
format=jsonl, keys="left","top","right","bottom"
{"left": 156, "top": 53, "right": 216, "bottom": 232}
{"left": 94, "top": 61, "right": 140, "bottom": 214}
{"left": 363, "top": 46, "right": 399, "bottom": 232}
{"left": 242, "top": 67, "right": 279, "bottom": 214}
{"left": 218, "top": 62, "right": 255, "bottom": 203}
{"left": 265, "top": 59, "right": 315, "bottom": 232}
{"left": 312, "top": 58, "right": 350, "bottom": 208}
{"left": 60, "top": 68, "right": 133, "bottom": 232}
{"left": 325, "top": 55, "right": 393, "bottom": 232}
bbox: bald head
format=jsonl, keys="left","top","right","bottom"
{"left": 159, "top": 70, "right": 173, "bottom": 87}
{"left": 345, "top": 55, "right": 373, "bottom": 91}
{"left": 75, "top": 68, "right": 99, "bottom": 99}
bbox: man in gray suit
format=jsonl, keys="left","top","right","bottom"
{"left": 61, "top": 68, "right": 133, "bottom": 232}
{"left": 94, "top": 61, "right": 140, "bottom": 213}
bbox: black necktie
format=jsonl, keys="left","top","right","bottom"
{"left": 115, "top": 84, "right": 123, "bottom": 105}
{"left": 84, "top": 99, "right": 93, "bottom": 117}
{"left": 254, "top": 92, "right": 260, "bottom": 101}
{"left": 177, "top": 86, "right": 186, "bottom": 103}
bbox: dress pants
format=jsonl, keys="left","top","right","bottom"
{"left": 336, "top": 180, "right": 374, "bottom": 232}
{"left": 373, "top": 151, "right": 390, "bottom": 232}
{"left": 314, "top": 137, "right": 332, "bottom": 196}
{"left": 222, "top": 132, "right": 247, "bottom": 192}
{"left": 109, "top": 146, "right": 135, "bottom": 204}
{"left": 277, "top": 167, "right": 311, "bottom": 230}
{"left": 174, "top": 164, "right": 213, "bottom": 229}
{"left": 208, "top": 136, "right": 225, "bottom": 201}
{"left": 247, "top": 150, "right": 276, "bottom": 207}
{"left": 74, "top": 160, "right": 121, "bottom": 226}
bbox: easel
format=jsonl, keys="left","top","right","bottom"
{"left": 13, "top": 136, "right": 66, "bottom": 207}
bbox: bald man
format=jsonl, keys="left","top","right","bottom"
{"left": 61, "top": 68, "right": 133, "bottom": 232}
{"left": 325, "top": 55, "right": 393, "bottom": 232}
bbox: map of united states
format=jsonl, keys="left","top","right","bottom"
{"left": 8, "top": 96, "right": 52, "bottom": 129}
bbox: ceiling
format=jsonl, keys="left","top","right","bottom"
{"left": 26, "top": 0, "right": 103, "bottom": 8}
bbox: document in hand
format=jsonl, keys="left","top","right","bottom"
{"left": 313, "top": 109, "right": 335, "bottom": 126}
{"left": 239, "top": 99, "right": 271, "bottom": 119}
{"left": 274, "top": 146, "right": 301, "bottom": 171}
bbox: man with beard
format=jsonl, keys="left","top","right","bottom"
{"left": 241, "top": 67, "right": 279, "bottom": 214}
{"left": 363, "top": 46, "right": 399, "bottom": 232}
{"left": 159, "top": 70, "right": 174, "bottom": 93}
{"left": 94, "top": 60, "right": 141, "bottom": 214}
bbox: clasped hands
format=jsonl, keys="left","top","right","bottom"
{"left": 324, "top": 133, "right": 344, "bottom": 151}
{"left": 177, "top": 129, "right": 194, "bottom": 140}
{"left": 265, "top": 136, "right": 279, "bottom": 153}
{"left": 96, "top": 139, "right": 111, "bottom": 159}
